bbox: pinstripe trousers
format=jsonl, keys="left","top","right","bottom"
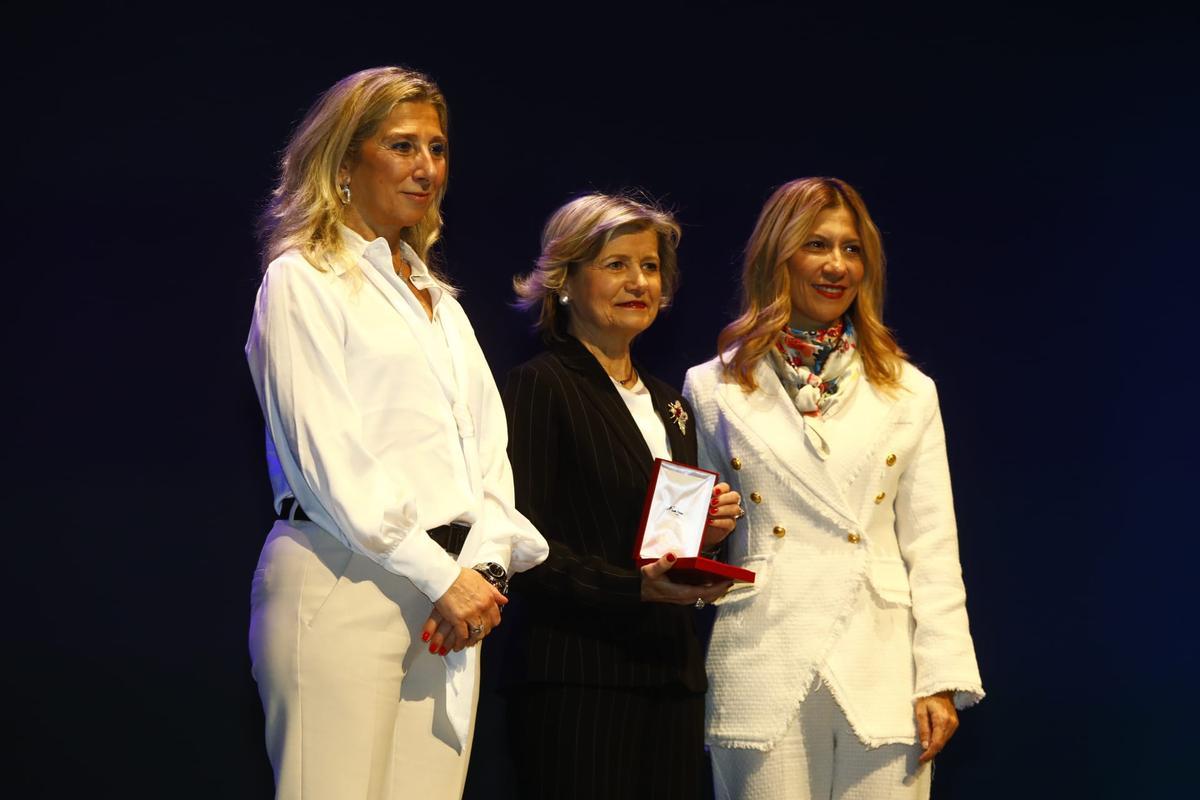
{"left": 509, "top": 683, "right": 705, "bottom": 800}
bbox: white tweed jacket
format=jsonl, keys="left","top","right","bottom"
{"left": 683, "top": 355, "right": 984, "bottom": 750}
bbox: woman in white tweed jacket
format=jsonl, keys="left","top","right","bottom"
{"left": 683, "top": 178, "right": 983, "bottom": 799}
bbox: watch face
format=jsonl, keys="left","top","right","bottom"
{"left": 475, "top": 563, "right": 506, "bottom": 584}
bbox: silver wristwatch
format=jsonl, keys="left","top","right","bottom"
{"left": 472, "top": 562, "right": 509, "bottom": 596}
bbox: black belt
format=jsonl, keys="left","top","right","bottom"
{"left": 279, "top": 498, "right": 470, "bottom": 555}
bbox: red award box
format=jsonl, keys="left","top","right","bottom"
{"left": 633, "top": 458, "right": 755, "bottom": 585}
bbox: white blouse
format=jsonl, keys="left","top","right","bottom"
{"left": 612, "top": 376, "right": 672, "bottom": 461}
{"left": 245, "top": 227, "right": 548, "bottom": 603}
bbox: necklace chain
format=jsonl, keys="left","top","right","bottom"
{"left": 609, "top": 363, "right": 637, "bottom": 387}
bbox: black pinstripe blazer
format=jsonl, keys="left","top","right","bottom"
{"left": 500, "top": 335, "right": 706, "bottom": 692}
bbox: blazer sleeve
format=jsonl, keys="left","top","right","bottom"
{"left": 682, "top": 367, "right": 731, "bottom": 564}
{"left": 502, "top": 361, "right": 643, "bottom": 609}
{"left": 683, "top": 367, "right": 721, "bottom": 476}
{"left": 895, "top": 381, "right": 985, "bottom": 708}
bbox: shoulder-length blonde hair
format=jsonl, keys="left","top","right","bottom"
{"left": 717, "top": 177, "right": 906, "bottom": 391}
{"left": 258, "top": 66, "right": 449, "bottom": 275}
{"left": 513, "top": 193, "right": 682, "bottom": 339}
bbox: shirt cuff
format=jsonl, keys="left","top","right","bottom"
{"left": 469, "top": 540, "right": 512, "bottom": 573}
{"left": 384, "top": 527, "right": 462, "bottom": 602}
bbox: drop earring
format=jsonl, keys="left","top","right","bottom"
{"left": 339, "top": 182, "right": 351, "bottom": 205}
{"left": 558, "top": 293, "right": 569, "bottom": 305}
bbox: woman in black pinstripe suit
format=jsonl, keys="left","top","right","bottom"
{"left": 500, "top": 194, "right": 743, "bottom": 799}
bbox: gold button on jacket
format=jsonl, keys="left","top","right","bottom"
{"left": 730, "top": 457, "right": 742, "bottom": 470}
{"left": 847, "top": 533, "right": 861, "bottom": 544}
{"left": 773, "top": 526, "right": 786, "bottom": 538}
{"left": 886, "top": 453, "right": 897, "bottom": 466}
{"left": 750, "top": 492, "right": 762, "bottom": 504}
{"left": 874, "top": 491, "right": 886, "bottom": 504}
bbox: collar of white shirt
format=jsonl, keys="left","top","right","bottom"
{"left": 335, "top": 224, "right": 445, "bottom": 307}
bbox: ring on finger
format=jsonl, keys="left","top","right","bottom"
{"left": 468, "top": 620, "right": 484, "bottom": 637}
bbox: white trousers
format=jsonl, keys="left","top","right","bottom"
{"left": 249, "top": 521, "right": 478, "bottom": 800}
{"left": 711, "top": 683, "right": 931, "bottom": 800}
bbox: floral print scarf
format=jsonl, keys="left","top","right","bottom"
{"left": 768, "top": 317, "right": 861, "bottom": 458}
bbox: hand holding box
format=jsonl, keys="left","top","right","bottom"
{"left": 634, "top": 459, "right": 755, "bottom": 585}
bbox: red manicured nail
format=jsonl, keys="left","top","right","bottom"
{"left": 438, "top": 646, "right": 448, "bottom": 656}
{"left": 429, "top": 643, "right": 438, "bottom": 653}
{"left": 666, "top": 553, "right": 676, "bottom": 563}
{"left": 421, "top": 631, "right": 431, "bottom": 642}
{"left": 712, "top": 487, "right": 723, "bottom": 496}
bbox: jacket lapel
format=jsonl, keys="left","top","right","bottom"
{"left": 551, "top": 336, "right": 655, "bottom": 482}
{"left": 835, "top": 378, "right": 908, "bottom": 499}
{"left": 644, "top": 376, "right": 694, "bottom": 466}
{"left": 715, "top": 359, "right": 859, "bottom": 529}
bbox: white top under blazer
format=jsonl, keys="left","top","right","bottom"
{"left": 684, "top": 354, "right": 984, "bottom": 750}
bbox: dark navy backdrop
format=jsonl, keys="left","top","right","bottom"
{"left": 7, "top": 3, "right": 1197, "bottom": 797}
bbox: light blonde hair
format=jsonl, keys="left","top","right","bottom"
{"left": 513, "top": 193, "right": 682, "bottom": 339}
{"left": 717, "top": 177, "right": 906, "bottom": 391}
{"left": 258, "top": 66, "right": 449, "bottom": 276}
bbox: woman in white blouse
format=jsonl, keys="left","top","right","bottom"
{"left": 684, "top": 178, "right": 984, "bottom": 799}
{"left": 245, "top": 66, "right": 547, "bottom": 800}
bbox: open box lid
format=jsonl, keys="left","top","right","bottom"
{"left": 633, "top": 458, "right": 756, "bottom": 584}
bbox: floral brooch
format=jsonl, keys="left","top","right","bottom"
{"left": 666, "top": 400, "right": 689, "bottom": 436}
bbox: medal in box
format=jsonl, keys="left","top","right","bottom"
{"left": 633, "top": 459, "right": 755, "bottom": 585}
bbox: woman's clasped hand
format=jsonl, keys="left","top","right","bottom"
{"left": 421, "top": 567, "right": 508, "bottom": 654}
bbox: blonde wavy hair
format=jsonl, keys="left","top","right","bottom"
{"left": 717, "top": 177, "right": 906, "bottom": 391}
{"left": 513, "top": 193, "right": 682, "bottom": 339}
{"left": 258, "top": 66, "right": 449, "bottom": 276}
